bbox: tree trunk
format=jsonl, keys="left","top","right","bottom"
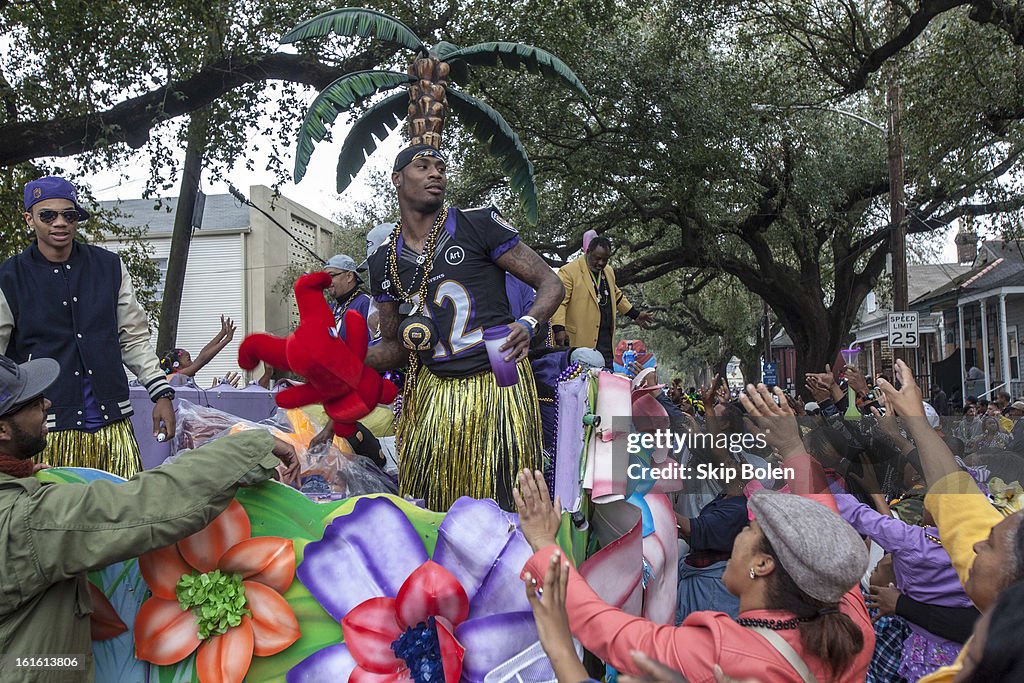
{"left": 156, "top": 111, "right": 208, "bottom": 355}
{"left": 736, "top": 346, "right": 763, "bottom": 386}
{"left": 407, "top": 55, "right": 449, "bottom": 147}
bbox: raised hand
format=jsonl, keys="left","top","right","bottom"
{"left": 220, "top": 315, "right": 237, "bottom": 343}
{"left": 875, "top": 360, "right": 924, "bottom": 418}
{"left": 523, "top": 550, "right": 587, "bottom": 683}
{"left": 513, "top": 469, "right": 561, "bottom": 552}
{"left": 804, "top": 375, "right": 831, "bottom": 402}
{"left": 845, "top": 365, "right": 869, "bottom": 397}
{"left": 738, "top": 383, "right": 802, "bottom": 458}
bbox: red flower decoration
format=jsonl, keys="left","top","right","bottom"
{"left": 88, "top": 583, "right": 127, "bottom": 641}
{"left": 342, "top": 560, "right": 468, "bottom": 682}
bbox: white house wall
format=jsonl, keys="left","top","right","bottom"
{"left": 104, "top": 232, "right": 245, "bottom": 389}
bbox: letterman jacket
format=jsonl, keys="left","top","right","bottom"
{"left": 0, "top": 241, "right": 170, "bottom": 431}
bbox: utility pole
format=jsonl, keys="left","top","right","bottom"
{"left": 886, "top": 12, "right": 908, "bottom": 366}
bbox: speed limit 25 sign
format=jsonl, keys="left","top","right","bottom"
{"left": 888, "top": 312, "right": 919, "bottom": 348}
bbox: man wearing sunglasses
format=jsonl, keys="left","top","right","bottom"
{"left": 0, "top": 176, "right": 175, "bottom": 477}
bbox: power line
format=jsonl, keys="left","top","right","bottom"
{"left": 227, "top": 185, "right": 325, "bottom": 264}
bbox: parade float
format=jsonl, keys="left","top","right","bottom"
{"left": 49, "top": 278, "right": 681, "bottom": 681}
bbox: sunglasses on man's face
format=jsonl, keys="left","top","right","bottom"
{"left": 36, "top": 209, "right": 81, "bottom": 224}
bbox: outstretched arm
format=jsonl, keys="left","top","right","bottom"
{"left": 875, "top": 360, "right": 958, "bottom": 485}
{"left": 179, "top": 315, "right": 236, "bottom": 377}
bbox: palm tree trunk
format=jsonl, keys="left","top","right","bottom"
{"left": 407, "top": 56, "right": 449, "bottom": 147}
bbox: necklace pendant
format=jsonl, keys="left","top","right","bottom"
{"left": 416, "top": 254, "right": 426, "bottom": 265}
{"left": 382, "top": 279, "right": 391, "bottom": 291}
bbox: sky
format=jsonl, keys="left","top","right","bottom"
{"left": 83, "top": 118, "right": 403, "bottom": 225}
{"left": 77, "top": 115, "right": 965, "bottom": 265}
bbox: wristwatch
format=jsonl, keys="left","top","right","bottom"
{"left": 153, "top": 388, "right": 176, "bottom": 402}
{"left": 517, "top": 315, "right": 539, "bottom": 337}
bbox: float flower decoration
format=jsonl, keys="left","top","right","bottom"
{"left": 287, "top": 496, "right": 549, "bottom": 682}
{"left": 88, "top": 583, "right": 128, "bottom": 641}
{"left": 133, "top": 499, "right": 301, "bottom": 683}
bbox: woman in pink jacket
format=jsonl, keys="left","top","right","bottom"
{"left": 517, "top": 384, "right": 874, "bottom": 682}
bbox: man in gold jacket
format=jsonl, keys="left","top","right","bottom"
{"left": 551, "top": 236, "right": 653, "bottom": 366}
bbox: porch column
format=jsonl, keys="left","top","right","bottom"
{"left": 939, "top": 313, "right": 947, "bottom": 359}
{"left": 1000, "top": 293, "right": 1011, "bottom": 396}
{"left": 958, "top": 303, "right": 967, "bottom": 401}
{"left": 981, "top": 298, "right": 991, "bottom": 397}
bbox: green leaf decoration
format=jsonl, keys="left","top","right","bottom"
{"left": 447, "top": 88, "right": 539, "bottom": 224}
{"left": 281, "top": 7, "right": 424, "bottom": 53}
{"left": 35, "top": 468, "right": 88, "bottom": 485}
{"left": 433, "top": 40, "right": 462, "bottom": 60}
{"left": 445, "top": 42, "right": 590, "bottom": 101}
{"left": 235, "top": 481, "right": 333, "bottom": 562}
{"left": 335, "top": 91, "right": 409, "bottom": 193}
{"left": 293, "top": 70, "right": 412, "bottom": 183}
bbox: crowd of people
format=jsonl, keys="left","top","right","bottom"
{"left": 3, "top": 154, "right": 1023, "bottom": 682}
{"left": 520, "top": 360, "right": 1024, "bottom": 682}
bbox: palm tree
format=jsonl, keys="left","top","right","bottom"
{"left": 281, "top": 8, "right": 589, "bottom": 224}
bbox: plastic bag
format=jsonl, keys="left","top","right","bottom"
{"left": 173, "top": 399, "right": 243, "bottom": 452}
{"left": 298, "top": 446, "right": 398, "bottom": 502}
{"left": 176, "top": 399, "right": 396, "bottom": 501}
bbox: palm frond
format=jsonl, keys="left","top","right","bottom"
{"left": 294, "top": 71, "right": 412, "bottom": 183}
{"left": 433, "top": 41, "right": 462, "bottom": 60}
{"left": 447, "top": 89, "right": 538, "bottom": 224}
{"left": 336, "top": 91, "right": 409, "bottom": 193}
{"left": 281, "top": 8, "right": 424, "bottom": 52}
{"left": 444, "top": 42, "right": 589, "bottom": 100}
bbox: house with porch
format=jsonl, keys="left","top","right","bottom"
{"left": 913, "top": 240, "right": 1024, "bottom": 402}
{"left": 850, "top": 263, "right": 971, "bottom": 388}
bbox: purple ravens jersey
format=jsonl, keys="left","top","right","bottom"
{"left": 366, "top": 206, "right": 520, "bottom": 377}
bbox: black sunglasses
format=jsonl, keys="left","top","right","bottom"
{"left": 36, "top": 209, "right": 82, "bottom": 224}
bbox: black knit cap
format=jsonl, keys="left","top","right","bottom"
{"left": 393, "top": 144, "right": 447, "bottom": 172}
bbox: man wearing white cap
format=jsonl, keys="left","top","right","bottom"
{"left": 323, "top": 254, "right": 371, "bottom": 342}
{"left": 357, "top": 223, "right": 396, "bottom": 340}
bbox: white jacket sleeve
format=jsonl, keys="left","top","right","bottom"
{"left": 116, "top": 259, "right": 171, "bottom": 400}
{"left": 0, "top": 288, "right": 12, "bottom": 355}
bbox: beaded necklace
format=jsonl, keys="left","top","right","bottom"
{"left": 589, "top": 268, "right": 607, "bottom": 306}
{"left": 385, "top": 207, "right": 447, "bottom": 308}
{"left": 386, "top": 207, "right": 447, "bottom": 426}
{"left": 736, "top": 616, "right": 811, "bottom": 630}
{"left": 332, "top": 288, "right": 362, "bottom": 322}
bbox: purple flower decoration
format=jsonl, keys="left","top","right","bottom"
{"left": 287, "top": 497, "right": 550, "bottom": 682}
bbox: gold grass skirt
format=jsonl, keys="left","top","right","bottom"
{"left": 397, "top": 358, "right": 542, "bottom": 512}
{"left": 42, "top": 418, "right": 142, "bottom": 478}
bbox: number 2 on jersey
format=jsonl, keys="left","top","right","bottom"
{"left": 426, "top": 280, "right": 484, "bottom": 359}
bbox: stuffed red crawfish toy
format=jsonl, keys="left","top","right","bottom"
{"left": 238, "top": 272, "right": 398, "bottom": 438}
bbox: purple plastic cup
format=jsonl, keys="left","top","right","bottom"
{"left": 483, "top": 324, "right": 520, "bottom": 388}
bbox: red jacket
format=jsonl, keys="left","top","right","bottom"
{"left": 522, "top": 455, "right": 874, "bottom": 681}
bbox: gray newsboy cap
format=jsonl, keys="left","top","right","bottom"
{"left": 749, "top": 490, "right": 867, "bottom": 604}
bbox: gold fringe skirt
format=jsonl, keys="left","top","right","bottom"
{"left": 398, "top": 358, "right": 542, "bottom": 512}
{"left": 42, "top": 418, "right": 142, "bottom": 478}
